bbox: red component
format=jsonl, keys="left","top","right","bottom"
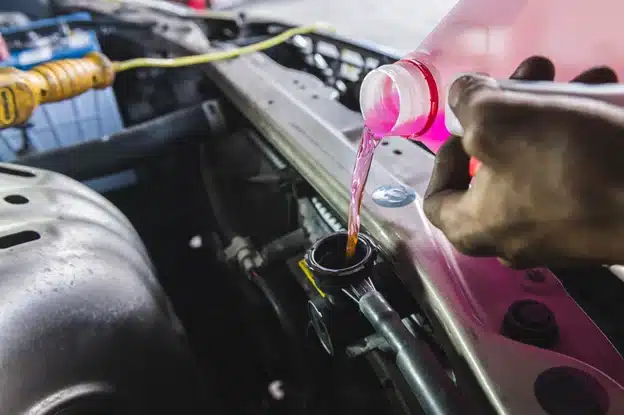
{"left": 186, "top": 0, "right": 206, "bottom": 9}
{"left": 469, "top": 157, "right": 481, "bottom": 177}
{"left": 404, "top": 58, "right": 440, "bottom": 138}
{"left": 0, "top": 34, "right": 9, "bottom": 62}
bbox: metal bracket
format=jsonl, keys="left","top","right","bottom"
{"left": 224, "top": 235, "right": 263, "bottom": 272}
{"left": 201, "top": 100, "right": 227, "bottom": 137}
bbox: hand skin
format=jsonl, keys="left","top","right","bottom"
{"left": 423, "top": 56, "right": 624, "bottom": 269}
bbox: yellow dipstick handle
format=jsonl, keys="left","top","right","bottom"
{"left": 0, "top": 52, "right": 115, "bottom": 128}
{"left": 0, "top": 23, "right": 331, "bottom": 128}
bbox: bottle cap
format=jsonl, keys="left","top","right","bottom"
{"left": 360, "top": 59, "right": 438, "bottom": 137}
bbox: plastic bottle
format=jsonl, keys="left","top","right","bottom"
{"left": 359, "top": 0, "right": 624, "bottom": 153}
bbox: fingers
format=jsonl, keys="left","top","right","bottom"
{"left": 447, "top": 59, "right": 611, "bottom": 162}
{"left": 448, "top": 56, "right": 555, "bottom": 131}
{"left": 447, "top": 73, "right": 496, "bottom": 133}
{"left": 447, "top": 57, "right": 558, "bottom": 165}
{"left": 510, "top": 56, "right": 555, "bottom": 81}
{"left": 448, "top": 76, "right": 529, "bottom": 166}
{"left": 424, "top": 123, "right": 502, "bottom": 257}
{"left": 434, "top": 59, "right": 621, "bottom": 268}
{"left": 423, "top": 135, "right": 470, "bottom": 231}
{"left": 572, "top": 66, "right": 618, "bottom": 84}
{"left": 511, "top": 58, "right": 617, "bottom": 84}
{"left": 448, "top": 56, "right": 555, "bottom": 127}
{"left": 424, "top": 135, "right": 471, "bottom": 199}
{"left": 447, "top": 74, "right": 502, "bottom": 163}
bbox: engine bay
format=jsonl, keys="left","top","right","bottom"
{"left": 1, "top": 1, "right": 624, "bottom": 414}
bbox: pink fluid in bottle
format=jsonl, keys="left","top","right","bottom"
{"left": 347, "top": 0, "right": 624, "bottom": 258}
{"left": 361, "top": 0, "right": 624, "bottom": 167}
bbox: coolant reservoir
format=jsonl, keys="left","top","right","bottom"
{"left": 359, "top": 0, "right": 624, "bottom": 151}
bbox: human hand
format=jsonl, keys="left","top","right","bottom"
{"left": 423, "top": 56, "right": 624, "bottom": 268}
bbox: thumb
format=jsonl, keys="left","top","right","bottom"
{"left": 510, "top": 56, "right": 555, "bottom": 81}
{"left": 448, "top": 56, "right": 555, "bottom": 130}
{"left": 447, "top": 73, "right": 498, "bottom": 137}
{"left": 423, "top": 135, "right": 470, "bottom": 232}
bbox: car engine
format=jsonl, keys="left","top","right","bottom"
{"left": 1, "top": 1, "right": 623, "bottom": 414}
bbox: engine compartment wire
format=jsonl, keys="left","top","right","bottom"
{"left": 0, "top": 22, "right": 333, "bottom": 129}
{"left": 112, "top": 23, "right": 333, "bottom": 72}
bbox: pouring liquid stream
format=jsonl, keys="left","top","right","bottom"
{"left": 345, "top": 127, "right": 379, "bottom": 259}
{"left": 345, "top": 113, "right": 449, "bottom": 259}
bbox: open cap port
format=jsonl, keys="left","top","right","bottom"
{"left": 305, "top": 232, "right": 378, "bottom": 355}
{"left": 305, "top": 231, "right": 377, "bottom": 292}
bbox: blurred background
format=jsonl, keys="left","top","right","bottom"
{"left": 0, "top": 0, "right": 458, "bottom": 54}
{"left": 231, "top": 0, "right": 457, "bottom": 53}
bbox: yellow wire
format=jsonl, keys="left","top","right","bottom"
{"left": 112, "top": 23, "right": 333, "bottom": 73}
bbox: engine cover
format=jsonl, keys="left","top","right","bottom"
{"left": 0, "top": 163, "right": 204, "bottom": 414}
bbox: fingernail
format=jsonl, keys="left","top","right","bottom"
{"left": 448, "top": 73, "right": 496, "bottom": 108}
{"left": 497, "top": 257, "right": 513, "bottom": 267}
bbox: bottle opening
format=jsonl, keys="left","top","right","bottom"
{"left": 360, "top": 59, "right": 439, "bottom": 138}
{"left": 359, "top": 69, "right": 402, "bottom": 137}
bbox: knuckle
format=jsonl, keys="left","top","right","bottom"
{"left": 453, "top": 239, "right": 479, "bottom": 256}
{"left": 454, "top": 238, "right": 487, "bottom": 257}
{"left": 462, "top": 123, "right": 485, "bottom": 156}
{"left": 461, "top": 91, "right": 522, "bottom": 158}
{"left": 500, "top": 255, "right": 532, "bottom": 269}
{"left": 446, "top": 230, "right": 480, "bottom": 256}
{"left": 450, "top": 74, "right": 496, "bottom": 110}
{"left": 446, "top": 219, "right": 503, "bottom": 257}
{"left": 462, "top": 117, "right": 496, "bottom": 158}
{"left": 448, "top": 75, "right": 475, "bottom": 104}
{"left": 500, "top": 242, "right": 534, "bottom": 269}
{"left": 423, "top": 198, "right": 442, "bottom": 227}
{"left": 470, "top": 88, "right": 503, "bottom": 114}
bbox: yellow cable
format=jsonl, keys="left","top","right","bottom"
{"left": 112, "top": 23, "right": 333, "bottom": 73}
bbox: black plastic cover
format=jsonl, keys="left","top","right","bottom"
{"left": 0, "top": 163, "right": 205, "bottom": 414}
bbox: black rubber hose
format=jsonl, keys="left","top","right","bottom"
{"left": 16, "top": 103, "right": 219, "bottom": 181}
{"left": 247, "top": 268, "right": 319, "bottom": 411}
{"left": 360, "top": 291, "right": 469, "bottom": 415}
{"left": 260, "top": 229, "right": 309, "bottom": 265}
{"left": 198, "top": 141, "right": 237, "bottom": 244}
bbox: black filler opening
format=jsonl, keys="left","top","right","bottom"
{"left": 305, "top": 231, "right": 377, "bottom": 291}
{"left": 314, "top": 232, "right": 369, "bottom": 270}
